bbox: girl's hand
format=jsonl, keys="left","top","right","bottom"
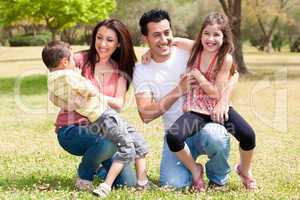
{"left": 211, "top": 97, "right": 229, "bottom": 125}
{"left": 141, "top": 49, "right": 151, "bottom": 64}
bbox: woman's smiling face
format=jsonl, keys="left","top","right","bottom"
{"left": 95, "top": 26, "right": 119, "bottom": 61}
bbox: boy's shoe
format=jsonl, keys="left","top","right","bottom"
{"left": 75, "top": 177, "right": 94, "bottom": 192}
{"left": 93, "top": 183, "right": 111, "bottom": 198}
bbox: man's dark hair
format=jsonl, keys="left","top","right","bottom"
{"left": 42, "top": 40, "right": 71, "bottom": 69}
{"left": 139, "top": 9, "right": 171, "bottom": 36}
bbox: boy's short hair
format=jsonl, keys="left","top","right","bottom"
{"left": 42, "top": 41, "right": 71, "bottom": 69}
{"left": 139, "top": 9, "right": 171, "bottom": 36}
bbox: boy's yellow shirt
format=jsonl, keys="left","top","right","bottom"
{"left": 47, "top": 68, "right": 107, "bottom": 122}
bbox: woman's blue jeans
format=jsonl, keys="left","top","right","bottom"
{"left": 57, "top": 124, "right": 137, "bottom": 186}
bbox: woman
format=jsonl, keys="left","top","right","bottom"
{"left": 55, "top": 19, "right": 137, "bottom": 191}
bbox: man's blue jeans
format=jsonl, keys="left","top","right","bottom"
{"left": 160, "top": 123, "right": 230, "bottom": 188}
{"left": 57, "top": 124, "right": 137, "bottom": 186}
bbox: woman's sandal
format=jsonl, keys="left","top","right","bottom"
{"left": 234, "top": 164, "right": 258, "bottom": 191}
{"left": 191, "top": 163, "right": 205, "bottom": 192}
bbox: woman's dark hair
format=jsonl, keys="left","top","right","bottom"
{"left": 188, "top": 12, "right": 236, "bottom": 74}
{"left": 84, "top": 19, "right": 137, "bottom": 90}
{"left": 139, "top": 9, "right": 171, "bottom": 36}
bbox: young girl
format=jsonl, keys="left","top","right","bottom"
{"left": 165, "top": 12, "right": 257, "bottom": 191}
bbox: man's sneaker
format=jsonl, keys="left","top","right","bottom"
{"left": 75, "top": 177, "right": 93, "bottom": 192}
{"left": 93, "top": 183, "right": 111, "bottom": 198}
{"left": 207, "top": 180, "right": 225, "bottom": 191}
{"left": 136, "top": 180, "right": 158, "bottom": 191}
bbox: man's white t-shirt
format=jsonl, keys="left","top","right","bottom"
{"left": 133, "top": 47, "right": 190, "bottom": 129}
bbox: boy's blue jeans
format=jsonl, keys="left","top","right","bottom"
{"left": 160, "top": 123, "right": 231, "bottom": 188}
{"left": 57, "top": 124, "right": 136, "bottom": 186}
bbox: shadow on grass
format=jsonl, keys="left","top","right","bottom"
{"left": 0, "top": 174, "right": 74, "bottom": 191}
{"left": 0, "top": 75, "right": 47, "bottom": 95}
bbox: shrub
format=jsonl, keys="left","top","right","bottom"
{"left": 9, "top": 32, "right": 51, "bottom": 46}
{"left": 290, "top": 38, "right": 300, "bottom": 52}
{"left": 272, "top": 32, "right": 285, "bottom": 52}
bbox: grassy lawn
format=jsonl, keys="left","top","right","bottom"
{"left": 0, "top": 46, "right": 299, "bottom": 199}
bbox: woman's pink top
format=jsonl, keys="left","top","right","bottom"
{"left": 184, "top": 52, "right": 218, "bottom": 115}
{"left": 55, "top": 51, "right": 120, "bottom": 130}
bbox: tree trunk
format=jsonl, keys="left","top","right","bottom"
{"left": 265, "top": 37, "right": 273, "bottom": 53}
{"left": 51, "top": 29, "right": 61, "bottom": 41}
{"left": 233, "top": 31, "right": 248, "bottom": 73}
{"left": 219, "top": 0, "right": 249, "bottom": 74}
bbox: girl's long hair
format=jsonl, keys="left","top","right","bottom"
{"left": 187, "top": 12, "right": 236, "bottom": 74}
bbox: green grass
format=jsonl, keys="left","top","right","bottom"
{"left": 0, "top": 46, "right": 299, "bottom": 199}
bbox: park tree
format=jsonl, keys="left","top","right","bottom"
{"left": 218, "top": 0, "right": 248, "bottom": 74}
{"left": 245, "top": 0, "right": 298, "bottom": 52}
{"left": 113, "top": 0, "right": 198, "bottom": 45}
{"left": 0, "top": 0, "right": 116, "bottom": 40}
{"left": 288, "top": 5, "right": 300, "bottom": 51}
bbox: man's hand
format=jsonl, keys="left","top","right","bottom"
{"left": 187, "top": 68, "right": 205, "bottom": 83}
{"left": 176, "top": 72, "right": 197, "bottom": 96}
{"left": 141, "top": 49, "right": 151, "bottom": 64}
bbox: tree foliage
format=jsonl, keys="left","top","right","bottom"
{"left": 0, "top": 0, "right": 116, "bottom": 40}
{"left": 244, "top": 0, "right": 299, "bottom": 52}
{"left": 113, "top": 0, "right": 218, "bottom": 45}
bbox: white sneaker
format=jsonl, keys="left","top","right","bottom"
{"left": 93, "top": 183, "right": 111, "bottom": 198}
{"left": 75, "top": 177, "right": 93, "bottom": 192}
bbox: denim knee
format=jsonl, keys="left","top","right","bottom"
{"left": 201, "top": 124, "right": 230, "bottom": 156}
{"left": 160, "top": 140, "right": 192, "bottom": 188}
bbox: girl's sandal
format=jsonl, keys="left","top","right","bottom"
{"left": 234, "top": 164, "right": 258, "bottom": 191}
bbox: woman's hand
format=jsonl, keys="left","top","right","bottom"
{"left": 49, "top": 92, "right": 88, "bottom": 111}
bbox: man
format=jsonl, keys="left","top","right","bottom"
{"left": 133, "top": 9, "right": 234, "bottom": 190}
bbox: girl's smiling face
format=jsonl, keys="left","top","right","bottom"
{"left": 201, "top": 24, "right": 224, "bottom": 53}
